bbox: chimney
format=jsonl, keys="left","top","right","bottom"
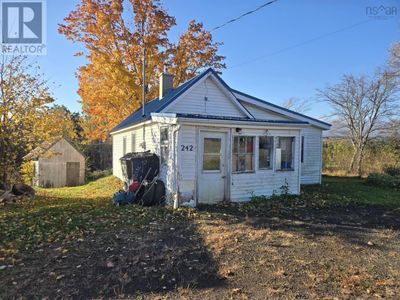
{"left": 159, "top": 72, "right": 174, "bottom": 99}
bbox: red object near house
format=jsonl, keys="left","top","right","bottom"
{"left": 129, "top": 181, "right": 140, "bottom": 192}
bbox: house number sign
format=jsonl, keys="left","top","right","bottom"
{"left": 181, "top": 145, "right": 194, "bottom": 151}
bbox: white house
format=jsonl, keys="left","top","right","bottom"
{"left": 110, "top": 69, "right": 330, "bottom": 207}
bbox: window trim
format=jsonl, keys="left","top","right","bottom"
{"left": 301, "top": 136, "right": 305, "bottom": 164}
{"left": 258, "top": 136, "right": 274, "bottom": 171}
{"left": 232, "top": 135, "right": 255, "bottom": 174}
{"left": 276, "top": 136, "right": 295, "bottom": 172}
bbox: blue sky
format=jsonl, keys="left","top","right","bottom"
{"left": 37, "top": 0, "right": 399, "bottom": 120}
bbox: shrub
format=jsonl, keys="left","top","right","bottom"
{"left": 87, "top": 169, "right": 113, "bottom": 182}
{"left": 384, "top": 166, "right": 400, "bottom": 177}
{"left": 366, "top": 173, "right": 400, "bottom": 190}
{"left": 20, "top": 161, "right": 34, "bottom": 185}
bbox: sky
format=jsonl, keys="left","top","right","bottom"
{"left": 35, "top": 0, "right": 399, "bottom": 120}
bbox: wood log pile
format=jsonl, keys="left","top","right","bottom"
{"left": 0, "top": 182, "right": 35, "bottom": 205}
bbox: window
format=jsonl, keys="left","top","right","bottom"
{"left": 203, "top": 138, "right": 221, "bottom": 171}
{"left": 259, "top": 136, "right": 274, "bottom": 169}
{"left": 160, "top": 127, "right": 169, "bottom": 165}
{"left": 301, "top": 136, "right": 305, "bottom": 163}
{"left": 131, "top": 133, "right": 136, "bottom": 153}
{"left": 122, "top": 137, "right": 127, "bottom": 155}
{"left": 232, "top": 136, "right": 254, "bottom": 172}
{"left": 277, "top": 137, "right": 295, "bottom": 170}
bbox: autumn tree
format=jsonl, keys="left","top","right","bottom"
{"left": 0, "top": 56, "right": 80, "bottom": 184}
{"left": 59, "top": 0, "right": 225, "bottom": 141}
{"left": 318, "top": 71, "right": 399, "bottom": 176}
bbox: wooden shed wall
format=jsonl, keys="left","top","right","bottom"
{"left": 36, "top": 139, "right": 85, "bottom": 188}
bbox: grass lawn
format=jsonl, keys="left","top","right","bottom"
{"left": 1, "top": 176, "right": 399, "bottom": 299}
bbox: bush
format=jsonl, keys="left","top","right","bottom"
{"left": 20, "top": 161, "right": 34, "bottom": 185}
{"left": 86, "top": 169, "right": 113, "bottom": 182}
{"left": 384, "top": 166, "right": 400, "bottom": 177}
{"left": 366, "top": 173, "right": 400, "bottom": 190}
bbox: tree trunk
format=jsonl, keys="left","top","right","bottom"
{"left": 349, "top": 147, "right": 359, "bottom": 174}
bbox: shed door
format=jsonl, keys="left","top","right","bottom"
{"left": 66, "top": 162, "right": 80, "bottom": 187}
{"left": 198, "top": 132, "right": 227, "bottom": 204}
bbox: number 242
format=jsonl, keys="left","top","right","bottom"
{"left": 181, "top": 145, "right": 194, "bottom": 151}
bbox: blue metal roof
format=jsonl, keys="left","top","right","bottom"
{"left": 111, "top": 68, "right": 330, "bottom": 133}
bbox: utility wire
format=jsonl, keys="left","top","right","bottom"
{"left": 211, "top": 0, "right": 279, "bottom": 31}
{"left": 230, "top": 19, "right": 374, "bottom": 68}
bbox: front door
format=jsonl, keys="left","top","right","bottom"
{"left": 198, "top": 131, "right": 227, "bottom": 204}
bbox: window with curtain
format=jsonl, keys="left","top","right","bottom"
{"left": 277, "top": 137, "right": 295, "bottom": 170}
{"left": 232, "top": 136, "right": 254, "bottom": 173}
{"left": 259, "top": 136, "right": 274, "bottom": 169}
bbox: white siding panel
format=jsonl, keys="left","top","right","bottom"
{"left": 240, "top": 101, "right": 293, "bottom": 121}
{"left": 112, "top": 123, "right": 160, "bottom": 181}
{"left": 177, "top": 126, "right": 197, "bottom": 202}
{"left": 165, "top": 77, "right": 247, "bottom": 118}
{"left": 301, "top": 126, "right": 323, "bottom": 184}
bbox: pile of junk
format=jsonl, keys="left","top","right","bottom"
{"left": 112, "top": 151, "right": 166, "bottom": 206}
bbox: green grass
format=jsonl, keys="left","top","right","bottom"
{"left": 0, "top": 176, "right": 187, "bottom": 262}
{"left": 1, "top": 175, "right": 399, "bottom": 265}
{"left": 306, "top": 176, "right": 400, "bottom": 208}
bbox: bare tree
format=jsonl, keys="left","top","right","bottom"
{"left": 318, "top": 71, "right": 399, "bottom": 176}
{"left": 389, "top": 42, "right": 400, "bottom": 76}
{"left": 280, "top": 97, "right": 311, "bottom": 114}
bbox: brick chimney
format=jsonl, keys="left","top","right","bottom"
{"left": 159, "top": 72, "right": 174, "bottom": 99}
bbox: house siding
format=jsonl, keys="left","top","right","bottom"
{"left": 300, "top": 126, "right": 323, "bottom": 184}
{"left": 165, "top": 77, "right": 247, "bottom": 118}
{"left": 240, "top": 101, "right": 291, "bottom": 121}
{"left": 112, "top": 123, "right": 160, "bottom": 181}
{"left": 175, "top": 125, "right": 301, "bottom": 204}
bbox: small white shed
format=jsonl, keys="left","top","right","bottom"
{"left": 25, "top": 138, "right": 85, "bottom": 188}
{"left": 111, "top": 69, "right": 331, "bottom": 207}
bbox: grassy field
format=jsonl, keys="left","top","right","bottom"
{"left": 1, "top": 176, "right": 399, "bottom": 299}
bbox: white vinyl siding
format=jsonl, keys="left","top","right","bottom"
{"left": 239, "top": 101, "right": 293, "bottom": 121}
{"left": 165, "top": 77, "right": 247, "bottom": 118}
{"left": 112, "top": 123, "right": 160, "bottom": 180}
{"left": 300, "top": 126, "right": 323, "bottom": 184}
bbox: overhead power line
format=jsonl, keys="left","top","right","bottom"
{"left": 211, "top": 0, "right": 279, "bottom": 31}
{"left": 230, "top": 19, "right": 374, "bottom": 68}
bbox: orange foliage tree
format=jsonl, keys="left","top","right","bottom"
{"left": 59, "top": 0, "right": 226, "bottom": 141}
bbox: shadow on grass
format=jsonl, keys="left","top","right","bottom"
{"left": 1, "top": 202, "right": 224, "bottom": 299}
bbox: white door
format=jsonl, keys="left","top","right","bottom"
{"left": 198, "top": 131, "right": 227, "bottom": 204}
